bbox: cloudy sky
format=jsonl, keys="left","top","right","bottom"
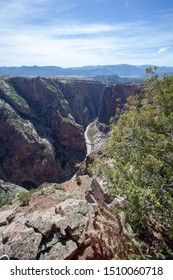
{"left": 0, "top": 0, "right": 173, "bottom": 67}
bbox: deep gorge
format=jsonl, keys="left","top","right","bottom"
{"left": 0, "top": 77, "right": 143, "bottom": 187}
{"left": 0, "top": 77, "right": 105, "bottom": 187}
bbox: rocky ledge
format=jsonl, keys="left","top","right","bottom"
{"left": 0, "top": 178, "right": 142, "bottom": 260}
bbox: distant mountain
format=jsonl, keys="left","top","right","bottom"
{"left": 0, "top": 64, "right": 173, "bottom": 77}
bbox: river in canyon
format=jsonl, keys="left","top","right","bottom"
{"left": 84, "top": 123, "right": 92, "bottom": 156}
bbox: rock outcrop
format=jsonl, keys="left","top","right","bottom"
{"left": 98, "top": 83, "right": 144, "bottom": 125}
{"left": 0, "top": 180, "right": 27, "bottom": 208}
{"left": 0, "top": 178, "right": 134, "bottom": 260}
{"left": 85, "top": 178, "right": 107, "bottom": 207}
{"left": 0, "top": 77, "right": 104, "bottom": 186}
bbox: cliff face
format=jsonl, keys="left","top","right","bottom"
{"left": 0, "top": 77, "right": 104, "bottom": 187}
{"left": 0, "top": 77, "right": 143, "bottom": 187}
{"left": 59, "top": 80, "right": 104, "bottom": 127}
{"left": 98, "top": 83, "right": 144, "bottom": 125}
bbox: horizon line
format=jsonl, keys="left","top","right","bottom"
{"left": 0, "top": 64, "right": 172, "bottom": 68}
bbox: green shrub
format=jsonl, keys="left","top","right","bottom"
{"left": 0, "top": 194, "right": 11, "bottom": 208}
{"left": 18, "top": 191, "right": 31, "bottom": 206}
{"left": 52, "top": 183, "right": 65, "bottom": 191}
{"left": 76, "top": 176, "right": 82, "bottom": 185}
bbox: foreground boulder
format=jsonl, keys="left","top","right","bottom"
{"left": 0, "top": 200, "right": 127, "bottom": 259}
{"left": 0, "top": 177, "right": 145, "bottom": 260}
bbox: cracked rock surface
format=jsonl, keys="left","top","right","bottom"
{"left": 0, "top": 178, "right": 124, "bottom": 260}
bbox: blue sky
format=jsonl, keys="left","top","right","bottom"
{"left": 0, "top": 0, "right": 173, "bottom": 67}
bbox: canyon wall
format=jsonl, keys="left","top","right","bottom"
{"left": 0, "top": 77, "right": 104, "bottom": 187}
{"left": 0, "top": 77, "right": 143, "bottom": 187}
{"left": 98, "top": 83, "right": 144, "bottom": 125}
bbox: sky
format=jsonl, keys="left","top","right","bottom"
{"left": 0, "top": 0, "right": 173, "bottom": 67}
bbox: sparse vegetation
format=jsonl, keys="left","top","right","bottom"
{"left": 0, "top": 196, "right": 11, "bottom": 208}
{"left": 5, "top": 80, "right": 29, "bottom": 108}
{"left": 76, "top": 176, "right": 82, "bottom": 185}
{"left": 18, "top": 185, "right": 45, "bottom": 206}
{"left": 52, "top": 183, "right": 65, "bottom": 191}
{"left": 6, "top": 107, "right": 34, "bottom": 136}
{"left": 18, "top": 191, "right": 32, "bottom": 206}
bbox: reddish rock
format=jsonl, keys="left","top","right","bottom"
{"left": 0, "top": 77, "right": 104, "bottom": 186}
{"left": 0, "top": 196, "right": 124, "bottom": 260}
{"left": 98, "top": 83, "right": 144, "bottom": 125}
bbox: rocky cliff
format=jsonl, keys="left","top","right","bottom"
{"left": 59, "top": 80, "right": 104, "bottom": 127}
{"left": 0, "top": 77, "right": 144, "bottom": 188}
{"left": 98, "top": 83, "right": 144, "bottom": 125}
{"left": 0, "top": 77, "right": 104, "bottom": 187}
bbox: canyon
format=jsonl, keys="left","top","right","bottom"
{"left": 0, "top": 77, "right": 146, "bottom": 260}
{"left": 0, "top": 76, "right": 143, "bottom": 187}
{"left": 0, "top": 77, "right": 104, "bottom": 187}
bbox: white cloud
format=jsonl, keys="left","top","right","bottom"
{"left": 0, "top": 0, "right": 77, "bottom": 27}
{"left": 0, "top": 1, "right": 173, "bottom": 67}
{"left": 51, "top": 23, "right": 126, "bottom": 37}
{"left": 157, "top": 46, "right": 170, "bottom": 54}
